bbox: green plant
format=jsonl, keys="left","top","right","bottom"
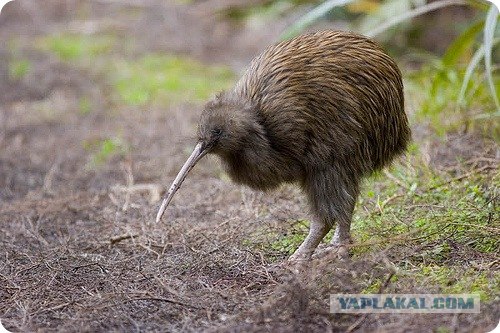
{"left": 352, "top": 157, "right": 498, "bottom": 255}
{"left": 458, "top": 5, "right": 500, "bottom": 114}
{"left": 269, "top": 220, "right": 311, "bottom": 255}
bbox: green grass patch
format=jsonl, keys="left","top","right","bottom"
{"left": 350, "top": 148, "right": 498, "bottom": 299}
{"left": 268, "top": 220, "right": 310, "bottom": 256}
{"left": 8, "top": 59, "right": 31, "bottom": 79}
{"left": 362, "top": 266, "right": 499, "bottom": 301}
{"left": 245, "top": 152, "right": 498, "bottom": 267}
{"left": 111, "top": 54, "right": 235, "bottom": 106}
{"left": 351, "top": 150, "right": 498, "bottom": 254}
{"left": 38, "top": 33, "right": 116, "bottom": 61}
{"left": 36, "top": 33, "right": 235, "bottom": 108}
{"left": 78, "top": 96, "right": 92, "bottom": 115}
{"left": 83, "top": 137, "right": 129, "bottom": 167}
{"left": 413, "top": 265, "right": 499, "bottom": 301}
{"left": 243, "top": 219, "right": 335, "bottom": 260}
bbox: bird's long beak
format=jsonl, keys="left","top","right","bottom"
{"left": 155, "top": 141, "right": 209, "bottom": 222}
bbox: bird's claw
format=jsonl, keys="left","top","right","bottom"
{"left": 311, "top": 243, "right": 350, "bottom": 260}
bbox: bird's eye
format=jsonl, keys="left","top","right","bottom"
{"left": 211, "top": 128, "right": 222, "bottom": 136}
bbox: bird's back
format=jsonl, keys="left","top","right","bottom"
{"left": 234, "top": 30, "right": 410, "bottom": 175}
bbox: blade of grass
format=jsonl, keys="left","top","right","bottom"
{"left": 366, "top": 0, "right": 467, "bottom": 37}
{"left": 457, "top": 37, "right": 499, "bottom": 111}
{"left": 457, "top": 45, "right": 485, "bottom": 110}
{"left": 483, "top": 4, "right": 500, "bottom": 111}
{"left": 442, "top": 19, "right": 484, "bottom": 67}
{"left": 280, "top": 0, "right": 355, "bottom": 40}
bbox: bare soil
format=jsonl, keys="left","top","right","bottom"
{"left": 1, "top": 1, "right": 498, "bottom": 332}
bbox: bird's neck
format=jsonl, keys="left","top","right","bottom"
{"left": 219, "top": 126, "right": 299, "bottom": 191}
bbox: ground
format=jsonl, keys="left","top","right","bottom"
{"left": 0, "top": 1, "right": 498, "bottom": 332}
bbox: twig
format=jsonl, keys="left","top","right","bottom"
{"left": 428, "top": 164, "right": 494, "bottom": 191}
{"left": 445, "top": 222, "right": 500, "bottom": 234}
{"left": 15, "top": 263, "right": 42, "bottom": 276}
{"left": 71, "top": 262, "right": 108, "bottom": 274}
{"left": 110, "top": 233, "right": 138, "bottom": 245}
{"left": 181, "top": 234, "right": 201, "bottom": 254}
{"left": 206, "top": 235, "right": 235, "bottom": 255}
{"left": 122, "top": 160, "right": 134, "bottom": 211}
{"left": 138, "top": 243, "right": 162, "bottom": 259}
{"left": 121, "top": 296, "right": 203, "bottom": 310}
{"left": 406, "top": 204, "right": 445, "bottom": 209}
{"left": 31, "top": 301, "right": 73, "bottom": 315}
{"left": 42, "top": 158, "right": 60, "bottom": 194}
{"left": 380, "top": 193, "right": 404, "bottom": 210}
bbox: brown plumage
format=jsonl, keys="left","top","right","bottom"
{"left": 157, "top": 30, "right": 410, "bottom": 260}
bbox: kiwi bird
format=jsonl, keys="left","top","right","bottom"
{"left": 156, "top": 30, "right": 410, "bottom": 261}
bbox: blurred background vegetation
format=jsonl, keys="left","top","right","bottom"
{"left": 5, "top": 0, "right": 498, "bottom": 139}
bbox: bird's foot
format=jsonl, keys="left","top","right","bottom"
{"left": 288, "top": 250, "right": 312, "bottom": 262}
{"left": 288, "top": 251, "right": 312, "bottom": 268}
{"left": 286, "top": 250, "right": 312, "bottom": 274}
{"left": 311, "top": 243, "right": 350, "bottom": 260}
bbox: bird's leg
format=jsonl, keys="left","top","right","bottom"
{"left": 326, "top": 216, "right": 353, "bottom": 260}
{"left": 289, "top": 220, "right": 331, "bottom": 261}
{"left": 331, "top": 217, "right": 352, "bottom": 246}
{"left": 296, "top": 167, "right": 359, "bottom": 261}
{"left": 326, "top": 179, "right": 357, "bottom": 259}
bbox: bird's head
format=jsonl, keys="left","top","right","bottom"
{"left": 156, "top": 92, "right": 260, "bottom": 222}
{"left": 197, "top": 92, "right": 258, "bottom": 156}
